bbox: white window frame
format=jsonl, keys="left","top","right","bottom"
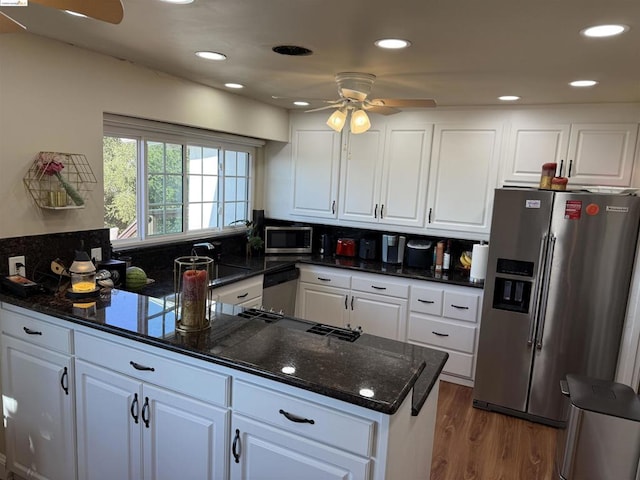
{"left": 103, "top": 114, "right": 265, "bottom": 247}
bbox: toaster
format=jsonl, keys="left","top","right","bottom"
{"left": 336, "top": 238, "right": 357, "bottom": 257}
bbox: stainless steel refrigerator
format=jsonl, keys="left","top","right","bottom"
{"left": 473, "top": 187, "right": 640, "bottom": 426}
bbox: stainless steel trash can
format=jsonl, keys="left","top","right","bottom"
{"left": 556, "top": 374, "right": 640, "bottom": 480}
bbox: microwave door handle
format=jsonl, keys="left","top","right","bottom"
{"left": 528, "top": 234, "right": 548, "bottom": 346}
{"left": 535, "top": 234, "right": 556, "bottom": 350}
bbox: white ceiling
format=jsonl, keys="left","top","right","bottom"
{"left": 2, "top": 0, "right": 640, "bottom": 111}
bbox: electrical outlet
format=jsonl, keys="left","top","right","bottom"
{"left": 91, "top": 247, "right": 102, "bottom": 263}
{"left": 8, "top": 256, "right": 26, "bottom": 276}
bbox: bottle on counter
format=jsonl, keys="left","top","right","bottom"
{"left": 443, "top": 240, "right": 451, "bottom": 272}
{"left": 435, "top": 241, "right": 444, "bottom": 274}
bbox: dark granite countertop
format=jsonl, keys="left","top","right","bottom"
{"left": 0, "top": 285, "right": 448, "bottom": 416}
{"left": 136, "top": 253, "right": 483, "bottom": 298}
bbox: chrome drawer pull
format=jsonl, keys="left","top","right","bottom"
{"left": 450, "top": 304, "right": 469, "bottom": 310}
{"left": 279, "top": 409, "right": 315, "bottom": 425}
{"left": 23, "top": 327, "right": 42, "bottom": 335}
{"left": 432, "top": 331, "right": 449, "bottom": 337}
{"left": 418, "top": 299, "right": 435, "bottom": 304}
{"left": 130, "top": 361, "right": 155, "bottom": 372}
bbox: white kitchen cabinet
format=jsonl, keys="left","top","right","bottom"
{"left": 230, "top": 379, "right": 373, "bottom": 480}
{"left": 426, "top": 123, "right": 502, "bottom": 236}
{"left": 214, "top": 275, "right": 263, "bottom": 308}
{"left": 0, "top": 308, "right": 76, "bottom": 480}
{"left": 503, "top": 122, "right": 638, "bottom": 186}
{"left": 74, "top": 332, "right": 230, "bottom": 480}
{"left": 290, "top": 114, "right": 342, "bottom": 219}
{"left": 296, "top": 265, "right": 409, "bottom": 341}
{"left": 339, "top": 122, "right": 433, "bottom": 228}
{"left": 407, "top": 282, "right": 482, "bottom": 387}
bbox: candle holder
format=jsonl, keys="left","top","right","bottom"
{"left": 174, "top": 256, "right": 213, "bottom": 333}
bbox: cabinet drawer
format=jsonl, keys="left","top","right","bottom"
{"left": 407, "top": 314, "right": 475, "bottom": 353}
{"left": 351, "top": 275, "right": 409, "bottom": 298}
{"left": 1, "top": 309, "right": 72, "bottom": 353}
{"left": 410, "top": 286, "right": 443, "bottom": 315}
{"left": 299, "top": 268, "right": 351, "bottom": 289}
{"left": 443, "top": 291, "right": 479, "bottom": 323}
{"left": 215, "top": 276, "right": 263, "bottom": 305}
{"left": 233, "top": 380, "right": 375, "bottom": 457}
{"left": 411, "top": 343, "right": 474, "bottom": 379}
{"left": 75, "top": 332, "right": 230, "bottom": 406}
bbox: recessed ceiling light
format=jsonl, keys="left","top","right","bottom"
{"left": 570, "top": 80, "right": 598, "bottom": 87}
{"left": 293, "top": 101, "right": 310, "bottom": 106}
{"left": 374, "top": 38, "right": 411, "bottom": 49}
{"left": 225, "top": 83, "right": 244, "bottom": 89}
{"left": 65, "top": 10, "right": 87, "bottom": 17}
{"left": 195, "top": 51, "right": 227, "bottom": 61}
{"left": 272, "top": 45, "right": 313, "bottom": 56}
{"left": 498, "top": 95, "right": 520, "bottom": 101}
{"left": 581, "top": 24, "right": 629, "bottom": 38}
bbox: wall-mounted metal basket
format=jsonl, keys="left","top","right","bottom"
{"left": 23, "top": 152, "right": 97, "bottom": 210}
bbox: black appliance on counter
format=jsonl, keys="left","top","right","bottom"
{"left": 382, "top": 234, "right": 406, "bottom": 264}
{"left": 359, "top": 239, "right": 376, "bottom": 260}
{"left": 319, "top": 234, "right": 333, "bottom": 256}
{"left": 406, "top": 240, "right": 432, "bottom": 269}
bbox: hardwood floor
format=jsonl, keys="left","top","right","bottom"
{"left": 430, "top": 381, "right": 559, "bottom": 480}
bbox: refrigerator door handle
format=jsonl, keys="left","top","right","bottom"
{"left": 529, "top": 234, "right": 549, "bottom": 346}
{"left": 536, "top": 234, "right": 556, "bottom": 349}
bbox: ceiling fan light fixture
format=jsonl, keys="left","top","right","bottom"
{"left": 326, "top": 109, "right": 347, "bottom": 132}
{"left": 374, "top": 38, "right": 411, "bottom": 49}
{"left": 350, "top": 109, "right": 371, "bottom": 134}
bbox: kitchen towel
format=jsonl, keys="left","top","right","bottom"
{"left": 470, "top": 243, "right": 489, "bottom": 282}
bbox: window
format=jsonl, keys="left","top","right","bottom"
{"left": 103, "top": 114, "right": 263, "bottom": 244}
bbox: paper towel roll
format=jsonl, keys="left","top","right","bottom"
{"left": 470, "top": 244, "right": 489, "bottom": 282}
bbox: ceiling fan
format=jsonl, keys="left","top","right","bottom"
{"left": 308, "top": 72, "right": 437, "bottom": 134}
{"left": 0, "top": 0, "right": 123, "bottom": 33}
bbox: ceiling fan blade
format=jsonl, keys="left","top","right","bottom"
{"left": 305, "top": 104, "right": 342, "bottom": 113}
{"left": 370, "top": 98, "right": 437, "bottom": 108}
{"left": 364, "top": 105, "right": 400, "bottom": 116}
{"left": 31, "top": 0, "right": 124, "bottom": 24}
{"left": 0, "top": 12, "right": 26, "bottom": 33}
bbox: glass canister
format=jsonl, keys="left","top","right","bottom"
{"left": 539, "top": 162, "right": 557, "bottom": 189}
{"left": 551, "top": 176, "right": 568, "bottom": 190}
{"left": 174, "top": 256, "right": 214, "bottom": 332}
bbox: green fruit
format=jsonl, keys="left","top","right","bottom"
{"left": 125, "top": 266, "right": 147, "bottom": 291}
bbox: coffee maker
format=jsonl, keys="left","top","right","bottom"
{"left": 382, "top": 235, "right": 406, "bottom": 264}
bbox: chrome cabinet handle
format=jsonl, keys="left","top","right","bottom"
{"left": 529, "top": 234, "right": 548, "bottom": 346}
{"left": 279, "top": 409, "right": 315, "bottom": 424}
{"left": 130, "top": 361, "right": 155, "bottom": 372}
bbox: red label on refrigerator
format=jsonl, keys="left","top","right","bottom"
{"left": 564, "top": 200, "right": 582, "bottom": 219}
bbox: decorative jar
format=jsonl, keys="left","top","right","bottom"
{"left": 174, "top": 256, "right": 214, "bottom": 332}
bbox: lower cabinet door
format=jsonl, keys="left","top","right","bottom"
{"left": 3, "top": 335, "right": 76, "bottom": 480}
{"left": 75, "top": 360, "right": 143, "bottom": 480}
{"left": 350, "top": 292, "right": 408, "bottom": 341}
{"left": 230, "top": 415, "right": 371, "bottom": 480}
{"left": 297, "top": 283, "right": 348, "bottom": 327}
{"left": 143, "top": 384, "right": 229, "bottom": 480}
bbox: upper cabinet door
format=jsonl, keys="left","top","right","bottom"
{"left": 379, "top": 124, "right": 433, "bottom": 228}
{"left": 566, "top": 123, "right": 638, "bottom": 186}
{"left": 502, "top": 124, "right": 571, "bottom": 184}
{"left": 338, "top": 128, "right": 385, "bottom": 223}
{"left": 291, "top": 125, "right": 342, "bottom": 219}
{"left": 427, "top": 123, "right": 502, "bottom": 235}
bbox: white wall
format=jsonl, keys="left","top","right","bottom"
{"left": 0, "top": 33, "right": 289, "bottom": 239}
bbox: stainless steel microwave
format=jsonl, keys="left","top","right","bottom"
{"left": 264, "top": 226, "right": 313, "bottom": 254}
